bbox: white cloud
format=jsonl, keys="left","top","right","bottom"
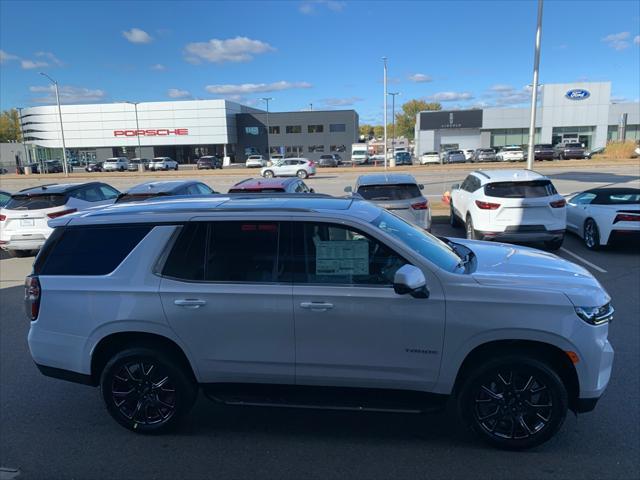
{"left": 167, "top": 88, "right": 191, "bottom": 99}
{"left": 602, "top": 31, "right": 630, "bottom": 50}
{"left": 483, "top": 85, "right": 536, "bottom": 107}
{"left": 408, "top": 73, "right": 432, "bottom": 83}
{"left": 184, "top": 36, "right": 274, "bottom": 64}
{"left": 35, "top": 51, "right": 64, "bottom": 66}
{"left": 490, "top": 84, "right": 513, "bottom": 92}
{"left": 321, "top": 96, "right": 363, "bottom": 106}
{"left": 151, "top": 63, "right": 166, "bottom": 71}
{"left": 634, "top": 35, "right": 640, "bottom": 45}
{"left": 205, "top": 80, "right": 312, "bottom": 95}
{"left": 299, "top": 1, "right": 345, "bottom": 14}
{"left": 21, "top": 60, "right": 49, "bottom": 69}
{"left": 30, "top": 85, "right": 107, "bottom": 104}
{"left": 427, "top": 91, "right": 474, "bottom": 102}
{"left": 0, "top": 50, "right": 19, "bottom": 63}
{"left": 122, "top": 28, "right": 153, "bottom": 44}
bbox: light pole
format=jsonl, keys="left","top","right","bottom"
{"left": 16, "top": 107, "right": 31, "bottom": 170}
{"left": 309, "top": 103, "right": 313, "bottom": 111}
{"left": 125, "top": 102, "right": 142, "bottom": 159}
{"left": 39, "top": 72, "right": 69, "bottom": 176}
{"left": 388, "top": 92, "right": 400, "bottom": 165}
{"left": 526, "top": 0, "right": 543, "bottom": 170}
{"left": 261, "top": 97, "right": 273, "bottom": 159}
{"left": 382, "top": 57, "right": 388, "bottom": 169}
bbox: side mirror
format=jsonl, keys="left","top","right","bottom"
{"left": 451, "top": 183, "right": 460, "bottom": 190}
{"left": 309, "top": 188, "right": 315, "bottom": 193}
{"left": 344, "top": 186, "right": 353, "bottom": 193}
{"left": 418, "top": 184, "right": 424, "bottom": 190}
{"left": 393, "top": 265, "right": 429, "bottom": 299}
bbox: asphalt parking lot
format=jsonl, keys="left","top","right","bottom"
{"left": 0, "top": 163, "right": 639, "bottom": 480}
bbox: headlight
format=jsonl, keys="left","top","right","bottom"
{"left": 575, "top": 303, "right": 614, "bottom": 325}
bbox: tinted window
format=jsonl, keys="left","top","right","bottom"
{"left": 162, "top": 223, "right": 207, "bottom": 281}
{"left": 329, "top": 123, "right": 346, "bottom": 132}
{"left": 195, "top": 183, "right": 213, "bottom": 194}
{"left": 593, "top": 192, "right": 640, "bottom": 205}
{"left": 0, "top": 191, "right": 10, "bottom": 207}
{"left": 99, "top": 185, "right": 119, "bottom": 199}
{"left": 566, "top": 143, "right": 582, "bottom": 148}
{"left": 307, "top": 125, "right": 324, "bottom": 133}
{"left": 485, "top": 180, "right": 557, "bottom": 198}
{"left": 571, "top": 192, "right": 596, "bottom": 205}
{"left": 5, "top": 194, "right": 66, "bottom": 210}
{"left": 286, "top": 125, "right": 302, "bottom": 134}
{"left": 292, "top": 222, "right": 407, "bottom": 285}
{"left": 357, "top": 184, "right": 421, "bottom": 200}
{"left": 39, "top": 225, "right": 151, "bottom": 275}
{"left": 72, "top": 186, "right": 103, "bottom": 202}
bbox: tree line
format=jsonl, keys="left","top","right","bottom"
{"left": 360, "top": 99, "right": 441, "bottom": 141}
{"left": 0, "top": 109, "right": 22, "bottom": 143}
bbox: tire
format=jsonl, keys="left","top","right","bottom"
{"left": 297, "top": 169, "right": 308, "bottom": 179}
{"left": 100, "top": 347, "right": 197, "bottom": 434}
{"left": 119, "top": 166, "right": 125, "bottom": 172}
{"left": 544, "top": 236, "right": 564, "bottom": 251}
{"left": 164, "top": 165, "right": 169, "bottom": 171}
{"left": 583, "top": 218, "right": 601, "bottom": 250}
{"left": 450, "top": 202, "right": 460, "bottom": 228}
{"left": 465, "top": 215, "right": 477, "bottom": 240}
{"left": 263, "top": 170, "right": 274, "bottom": 178}
{"left": 457, "top": 355, "right": 568, "bottom": 450}
{"left": 174, "top": 165, "right": 179, "bottom": 171}
{"left": 559, "top": 153, "right": 565, "bottom": 160}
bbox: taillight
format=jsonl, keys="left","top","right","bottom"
{"left": 25, "top": 275, "right": 41, "bottom": 321}
{"left": 614, "top": 213, "right": 640, "bottom": 223}
{"left": 550, "top": 199, "right": 566, "bottom": 208}
{"left": 0, "top": 214, "right": 6, "bottom": 221}
{"left": 411, "top": 200, "right": 429, "bottom": 210}
{"left": 47, "top": 208, "right": 77, "bottom": 219}
{"left": 475, "top": 200, "right": 501, "bottom": 210}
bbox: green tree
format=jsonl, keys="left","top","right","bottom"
{"left": 359, "top": 124, "right": 376, "bottom": 139}
{"left": 0, "top": 109, "right": 22, "bottom": 143}
{"left": 394, "top": 100, "right": 441, "bottom": 140}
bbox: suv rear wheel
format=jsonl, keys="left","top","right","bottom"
{"left": 100, "top": 347, "right": 197, "bottom": 434}
{"left": 263, "top": 170, "right": 274, "bottom": 178}
{"left": 450, "top": 202, "right": 460, "bottom": 228}
{"left": 457, "top": 355, "right": 568, "bottom": 450}
{"left": 465, "top": 215, "right": 477, "bottom": 240}
{"left": 297, "top": 169, "right": 308, "bottom": 179}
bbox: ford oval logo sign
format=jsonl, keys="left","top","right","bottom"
{"left": 566, "top": 89, "right": 590, "bottom": 100}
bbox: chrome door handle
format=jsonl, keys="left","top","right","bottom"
{"left": 300, "top": 302, "right": 334, "bottom": 311}
{"left": 174, "top": 299, "right": 206, "bottom": 308}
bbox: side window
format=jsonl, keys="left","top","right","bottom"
{"left": 294, "top": 182, "right": 305, "bottom": 193}
{"left": 71, "top": 186, "right": 102, "bottom": 202}
{"left": 99, "top": 185, "right": 119, "bottom": 200}
{"left": 571, "top": 192, "right": 596, "bottom": 205}
{"left": 205, "top": 222, "right": 279, "bottom": 282}
{"left": 469, "top": 177, "right": 482, "bottom": 192}
{"left": 292, "top": 223, "right": 407, "bottom": 286}
{"left": 38, "top": 225, "right": 152, "bottom": 275}
{"left": 186, "top": 184, "right": 202, "bottom": 195}
{"left": 460, "top": 176, "right": 471, "bottom": 192}
{"left": 196, "top": 183, "right": 213, "bottom": 194}
{"left": 162, "top": 223, "right": 207, "bottom": 281}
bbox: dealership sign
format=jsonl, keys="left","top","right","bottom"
{"left": 565, "top": 89, "right": 590, "bottom": 100}
{"left": 113, "top": 129, "right": 189, "bottom": 137}
{"left": 419, "top": 110, "right": 483, "bottom": 130}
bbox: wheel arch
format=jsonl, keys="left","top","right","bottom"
{"left": 90, "top": 331, "right": 198, "bottom": 386}
{"left": 452, "top": 339, "right": 580, "bottom": 412}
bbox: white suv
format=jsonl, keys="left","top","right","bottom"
{"left": 261, "top": 158, "right": 316, "bottom": 179}
{"left": 28, "top": 194, "right": 613, "bottom": 449}
{"left": 0, "top": 182, "right": 119, "bottom": 256}
{"left": 450, "top": 170, "right": 566, "bottom": 250}
{"left": 148, "top": 157, "right": 179, "bottom": 171}
{"left": 103, "top": 157, "right": 129, "bottom": 172}
{"left": 496, "top": 147, "right": 525, "bottom": 162}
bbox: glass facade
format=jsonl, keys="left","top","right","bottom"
{"left": 489, "top": 128, "right": 541, "bottom": 147}
{"left": 608, "top": 124, "right": 640, "bottom": 141}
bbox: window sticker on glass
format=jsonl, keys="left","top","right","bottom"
{"left": 315, "top": 240, "right": 369, "bottom": 275}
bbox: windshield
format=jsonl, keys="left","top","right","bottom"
{"left": 357, "top": 184, "right": 421, "bottom": 200}
{"left": 566, "top": 143, "right": 582, "bottom": 148}
{"left": 485, "top": 180, "right": 557, "bottom": 198}
{"left": 116, "top": 193, "right": 167, "bottom": 203}
{"left": 480, "top": 149, "right": 495, "bottom": 153}
{"left": 371, "top": 211, "right": 461, "bottom": 272}
{"left": 449, "top": 150, "right": 463, "bottom": 154}
{"left": 5, "top": 194, "right": 67, "bottom": 210}
{"left": 503, "top": 147, "right": 521, "bottom": 152}
{"left": 424, "top": 152, "right": 438, "bottom": 155}
{"left": 352, "top": 150, "right": 367, "bottom": 156}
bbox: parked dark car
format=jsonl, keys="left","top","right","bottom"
{"left": 471, "top": 148, "right": 497, "bottom": 162}
{"left": 532, "top": 144, "right": 555, "bottom": 160}
{"left": 554, "top": 142, "right": 585, "bottom": 160}
{"left": 85, "top": 162, "right": 104, "bottom": 172}
{"left": 115, "top": 180, "right": 216, "bottom": 203}
{"left": 17, "top": 163, "right": 40, "bottom": 174}
{"left": 42, "top": 160, "right": 64, "bottom": 173}
{"left": 0, "top": 189, "right": 11, "bottom": 207}
{"left": 318, "top": 154, "right": 342, "bottom": 167}
{"left": 228, "top": 177, "right": 314, "bottom": 194}
{"left": 197, "top": 156, "right": 223, "bottom": 170}
{"left": 394, "top": 152, "right": 413, "bottom": 165}
{"left": 128, "top": 158, "right": 150, "bottom": 171}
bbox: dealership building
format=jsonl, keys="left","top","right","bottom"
{"left": 415, "top": 82, "right": 640, "bottom": 155}
{"left": 18, "top": 99, "right": 359, "bottom": 165}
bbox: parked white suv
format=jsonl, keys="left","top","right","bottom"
{"left": 450, "top": 169, "right": 566, "bottom": 250}
{"left": 0, "top": 182, "right": 119, "bottom": 256}
{"left": 148, "top": 157, "right": 179, "bottom": 171}
{"left": 496, "top": 147, "right": 525, "bottom": 162}
{"left": 28, "top": 194, "right": 613, "bottom": 449}
{"left": 103, "top": 157, "right": 129, "bottom": 172}
{"left": 246, "top": 155, "right": 267, "bottom": 168}
{"left": 261, "top": 158, "right": 316, "bottom": 179}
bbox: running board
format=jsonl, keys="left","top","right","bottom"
{"left": 202, "top": 383, "right": 447, "bottom": 414}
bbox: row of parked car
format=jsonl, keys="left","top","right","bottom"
{"left": 16, "top": 171, "right": 625, "bottom": 450}
{"left": 420, "top": 143, "right": 597, "bottom": 165}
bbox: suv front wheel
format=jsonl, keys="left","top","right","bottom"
{"left": 457, "top": 355, "right": 568, "bottom": 450}
{"left": 100, "top": 347, "right": 197, "bottom": 434}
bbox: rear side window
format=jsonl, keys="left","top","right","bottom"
{"left": 485, "top": 180, "right": 557, "bottom": 198}
{"left": 5, "top": 194, "right": 66, "bottom": 210}
{"left": 357, "top": 184, "right": 421, "bottom": 200}
{"left": 37, "top": 225, "right": 152, "bottom": 275}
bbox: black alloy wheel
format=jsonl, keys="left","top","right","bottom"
{"left": 583, "top": 218, "right": 601, "bottom": 250}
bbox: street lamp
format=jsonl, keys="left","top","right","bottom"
{"left": 39, "top": 72, "right": 69, "bottom": 176}
{"left": 260, "top": 97, "right": 273, "bottom": 159}
{"left": 388, "top": 92, "right": 400, "bottom": 167}
{"left": 526, "top": 0, "right": 544, "bottom": 170}
{"left": 125, "top": 102, "right": 142, "bottom": 160}
{"left": 382, "top": 57, "right": 388, "bottom": 169}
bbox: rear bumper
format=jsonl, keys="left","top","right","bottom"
{"left": 35, "top": 363, "right": 95, "bottom": 386}
{"left": 0, "top": 237, "right": 47, "bottom": 251}
{"left": 476, "top": 228, "right": 565, "bottom": 243}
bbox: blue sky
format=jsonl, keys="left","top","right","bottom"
{"left": 1, "top": 0, "right": 639, "bottom": 123}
